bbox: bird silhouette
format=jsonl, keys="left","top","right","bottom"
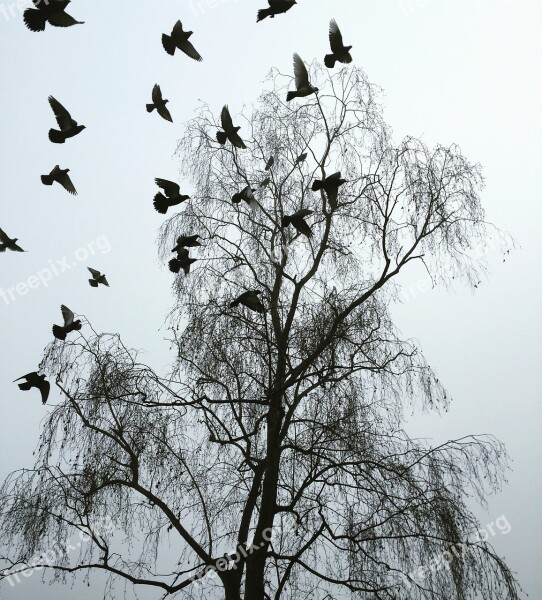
{"left": 41, "top": 165, "right": 77, "bottom": 195}
{"left": 147, "top": 85, "right": 172, "bottom": 122}
{"left": 287, "top": 54, "right": 318, "bottom": 101}
{"left": 169, "top": 248, "right": 196, "bottom": 275}
{"left": 257, "top": 0, "right": 297, "bottom": 22}
{"left": 312, "top": 172, "right": 346, "bottom": 205}
{"left": 14, "top": 372, "right": 50, "bottom": 404}
{"left": 294, "top": 152, "right": 307, "bottom": 165}
{"left": 0, "top": 228, "right": 25, "bottom": 252}
{"left": 232, "top": 186, "right": 258, "bottom": 210}
{"left": 88, "top": 268, "right": 109, "bottom": 288}
{"left": 24, "top": 0, "right": 83, "bottom": 32}
{"left": 229, "top": 290, "right": 265, "bottom": 313}
{"left": 260, "top": 177, "right": 271, "bottom": 188}
{"left": 265, "top": 156, "right": 275, "bottom": 170}
{"left": 216, "top": 106, "right": 246, "bottom": 149}
{"left": 153, "top": 178, "right": 190, "bottom": 214}
{"left": 48, "top": 96, "right": 85, "bottom": 143}
{"left": 52, "top": 305, "right": 82, "bottom": 340}
{"left": 171, "top": 234, "right": 202, "bottom": 253}
{"left": 324, "top": 19, "right": 353, "bottom": 68}
{"left": 162, "top": 20, "right": 202, "bottom": 61}
{"left": 282, "top": 208, "right": 314, "bottom": 237}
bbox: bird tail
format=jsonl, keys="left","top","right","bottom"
{"left": 216, "top": 131, "right": 227, "bottom": 145}
{"left": 52, "top": 325, "right": 66, "bottom": 341}
{"left": 256, "top": 8, "right": 271, "bottom": 22}
{"left": 48, "top": 129, "right": 66, "bottom": 144}
{"left": 169, "top": 259, "right": 181, "bottom": 274}
{"left": 23, "top": 8, "right": 47, "bottom": 32}
{"left": 89, "top": 279, "right": 98, "bottom": 288}
{"left": 153, "top": 193, "right": 169, "bottom": 214}
{"left": 41, "top": 174, "right": 53, "bottom": 186}
{"left": 18, "top": 382, "right": 32, "bottom": 391}
{"left": 146, "top": 103, "right": 156, "bottom": 113}
{"left": 311, "top": 180, "right": 323, "bottom": 191}
{"left": 161, "top": 33, "right": 176, "bottom": 55}
{"left": 324, "top": 54, "right": 336, "bottom": 69}
{"left": 286, "top": 91, "right": 298, "bottom": 102}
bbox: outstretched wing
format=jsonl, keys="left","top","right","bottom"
{"left": 327, "top": 171, "right": 343, "bottom": 182}
{"left": 220, "top": 105, "right": 234, "bottom": 131}
{"left": 58, "top": 171, "right": 77, "bottom": 195}
{"left": 152, "top": 84, "right": 163, "bottom": 104}
{"left": 61, "top": 304, "right": 75, "bottom": 326}
{"left": 329, "top": 19, "right": 344, "bottom": 53}
{"left": 48, "top": 96, "right": 74, "bottom": 130}
{"left": 293, "top": 53, "right": 310, "bottom": 89}
{"left": 0, "top": 228, "right": 10, "bottom": 244}
{"left": 179, "top": 38, "right": 202, "bottom": 62}
{"left": 155, "top": 178, "right": 180, "bottom": 197}
{"left": 13, "top": 372, "right": 38, "bottom": 383}
{"left": 293, "top": 208, "right": 314, "bottom": 218}
{"left": 48, "top": 12, "right": 83, "bottom": 27}
{"left": 38, "top": 379, "right": 50, "bottom": 404}
{"left": 88, "top": 267, "right": 101, "bottom": 278}
{"left": 157, "top": 104, "right": 173, "bottom": 123}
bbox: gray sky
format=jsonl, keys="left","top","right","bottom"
{"left": 1, "top": 0, "right": 541, "bottom": 597}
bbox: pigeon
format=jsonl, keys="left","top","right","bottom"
{"left": 23, "top": 0, "right": 84, "bottom": 32}
{"left": 257, "top": 0, "right": 297, "bottom": 22}
{"left": 265, "top": 156, "right": 275, "bottom": 171}
{"left": 216, "top": 106, "right": 246, "bottom": 149}
{"left": 41, "top": 165, "right": 77, "bottom": 195}
{"left": 52, "top": 305, "right": 82, "bottom": 341}
{"left": 153, "top": 178, "right": 190, "bottom": 214}
{"left": 260, "top": 177, "right": 271, "bottom": 188}
{"left": 324, "top": 19, "right": 353, "bottom": 69}
{"left": 169, "top": 248, "right": 196, "bottom": 276}
{"left": 311, "top": 172, "right": 346, "bottom": 205}
{"left": 229, "top": 290, "right": 265, "bottom": 313}
{"left": 171, "top": 234, "right": 202, "bottom": 253}
{"left": 88, "top": 268, "right": 109, "bottom": 288}
{"left": 294, "top": 152, "right": 307, "bottom": 165}
{"left": 286, "top": 54, "right": 319, "bottom": 102}
{"left": 282, "top": 209, "right": 314, "bottom": 237}
{"left": 0, "top": 228, "right": 25, "bottom": 252}
{"left": 14, "top": 372, "right": 50, "bottom": 404}
{"left": 232, "top": 186, "right": 258, "bottom": 210}
{"left": 147, "top": 85, "right": 172, "bottom": 122}
{"left": 162, "top": 20, "right": 202, "bottom": 61}
{"left": 48, "top": 96, "right": 85, "bottom": 143}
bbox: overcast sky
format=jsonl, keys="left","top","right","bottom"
{"left": 1, "top": 0, "right": 541, "bottom": 597}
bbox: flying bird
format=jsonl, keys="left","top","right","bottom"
{"left": 41, "top": 165, "right": 77, "bottom": 195}
{"left": 325, "top": 19, "right": 353, "bottom": 69}
{"left": 282, "top": 208, "right": 314, "bottom": 237}
{"left": 153, "top": 178, "right": 190, "bottom": 214}
{"left": 0, "top": 228, "right": 25, "bottom": 252}
{"left": 229, "top": 290, "right": 265, "bottom": 313}
{"left": 171, "top": 234, "right": 202, "bottom": 253}
{"left": 162, "top": 20, "right": 202, "bottom": 61}
{"left": 287, "top": 54, "right": 318, "bottom": 102}
{"left": 88, "top": 268, "right": 109, "bottom": 288}
{"left": 232, "top": 186, "right": 258, "bottom": 210}
{"left": 52, "top": 305, "right": 82, "bottom": 341}
{"left": 265, "top": 156, "right": 275, "bottom": 171}
{"left": 257, "top": 0, "right": 297, "bottom": 22}
{"left": 312, "top": 172, "right": 346, "bottom": 205}
{"left": 147, "top": 85, "right": 172, "bottom": 122}
{"left": 169, "top": 248, "right": 196, "bottom": 276}
{"left": 23, "top": 0, "right": 84, "bottom": 32}
{"left": 294, "top": 152, "right": 307, "bottom": 165}
{"left": 216, "top": 106, "right": 246, "bottom": 149}
{"left": 14, "top": 372, "right": 50, "bottom": 404}
{"left": 48, "top": 96, "right": 85, "bottom": 143}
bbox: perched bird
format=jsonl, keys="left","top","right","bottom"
{"left": 169, "top": 248, "right": 196, "bottom": 276}
{"left": 48, "top": 96, "right": 85, "bottom": 143}
{"left": 162, "top": 20, "right": 202, "bottom": 61}
{"left": 153, "top": 178, "right": 190, "bottom": 214}
{"left": 324, "top": 19, "right": 353, "bottom": 69}
{"left": 260, "top": 177, "right": 271, "bottom": 188}
{"left": 294, "top": 152, "right": 307, "bottom": 165}
{"left": 23, "top": 0, "right": 84, "bottom": 32}
{"left": 0, "top": 228, "right": 25, "bottom": 252}
{"left": 282, "top": 208, "right": 314, "bottom": 237}
{"left": 286, "top": 54, "right": 319, "bottom": 102}
{"left": 147, "top": 85, "right": 173, "bottom": 122}
{"left": 88, "top": 268, "right": 109, "bottom": 288}
{"left": 257, "top": 0, "right": 297, "bottom": 22}
{"left": 52, "top": 305, "right": 82, "bottom": 340}
{"left": 312, "top": 172, "right": 346, "bottom": 205}
{"left": 216, "top": 106, "right": 246, "bottom": 149}
{"left": 229, "top": 290, "right": 265, "bottom": 313}
{"left": 265, "top": 156, "right": 275, "bottom": 171}
{"left": 232, "top": 186, "right": 258, "bottom": 210}
{"left": 14, "top": 372, "right": 50, "bottom": 404}
{"left": 41, "top": 165, "right": 77, "bottom": 195}
{"left": 171, "top": 234, "right": 202, "bottom": 253}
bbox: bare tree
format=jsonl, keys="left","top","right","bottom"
{"left": 0, "top": 64, "right": 520, "bottom": 600}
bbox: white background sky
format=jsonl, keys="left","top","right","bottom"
{"left": 1, "top": 0, "right": 540, "bottom": 597}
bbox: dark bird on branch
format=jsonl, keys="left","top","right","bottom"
{"left": 232, "top": 186, "right": 258, "bottom": 210}
{"left": 172, "top": 235, "right": 202, "bottom": 253}
{"left": 312, "top": 171, "right": 346, "bottom": 205}
{"left": 147, "top": 84, "right": 172, "bottom": 122}
{"left": 41, "top": 165, "right": 77, "bottom": 195}
{"left": 324, "top": 19, "right": 353, "bottom": 69}
{"left": 260, "top": 177, "right": 271, "bottom": 188}
{"left": 257, "top": 0, "right": 297, "bottom": 22}
{"left": 88, "top": 268, "right": 109, "bottom": 288}
{"left": 294, "top": 152, "right": 307, "bottom": 165}
{"left": 286, "top": 54, "right": 318, "bottom": 102}
{"left": 0, "top": 228, "right": 25, "bottom": 252}
{"left": 169, "top": 248, "right": 196, "bottom": 276}
{"left": 162, "top": 20, "right": 202, "bottom": 61}
{"left": 229, "top": 290, "right": 265, "bottom": 313}
{"left": 153, "top": 178, "right": 190, "bottom": 214}
{"left": 216, "top": 105, "right": 246, "bottom": 149}
{"left": 52, "top": 305, "right": 82, "bottom": 340}
{"left": 48, "top": 96, "right": 85, "bottom": 143}
{"left": 282, "top": 208, "right": 314, "bottom": 237}
{"left": 265, "top": 156, "right": 274, "bottom": 170}
{"left": 23, "top": 0, "right": 84, "bottom": 32}
{"left": 14, "top": 372, "right": 50, "bottom": 404}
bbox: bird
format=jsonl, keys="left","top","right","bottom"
{"left": 216, "top": 106, "right": 246, "bottom": 149}
{"left": 312, "top": 172, "right": 346, "bottom": 205}
{"left": 153, "top": 178, "right": 190, "bottom": 214}
{"left": 41, "top": 165, "right": 77, "bottom": 195}
{"left": 162, "top": 20, "right": 202, "bottom": 61}
{"left": 0, "top": 228, "right": 25, "bottom": 252}
{"left": 169, "top": 248, "right": 196, "bottom": 276}
{"left": 52, "top": 305, "right": 82, "bottom": 340}
{"left": 147, "top": 85, "right": 173, "bottom": 122}
{"left": 23, "top": 0, "right": 84, "bottom": 32}
{"left": 287, "top": 54, "right": 318, "bottom": 102}
{"left": 88, "top": 268, "right": 109, "bottom": 288}
{"left": 324, "top": 19, "right": 353, "bottom": 69}
{"left": 47, "top": 96, "right": 85, "bottom": 143}
{"left": 229, "top": 290, "right": 265, "bottom": 313}
{"left": 14, "top": 372, "right": 50, "bottom": 404}
{"left": 260, "top": 177, "right": 271, "bottom": 188}
{"left": 282, "top": 208, "right": 314, "bottom": 237}
{"left": 257, "top": 0, "right": 297, "bottom": 22}
{"left": 171, "top": 235, "right": 202, "bottom": 253}
{"left": 265, "top": 156, "right": 275, "bottom": 171}
{"left": 232, "top": 186, "right": 258, "bottom": 210}
{"left": 294, "top": 152, "right": 307, "bottom": 165}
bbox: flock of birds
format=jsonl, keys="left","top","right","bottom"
{"left": 8, "top": 0, "right": 354, "bottom": 404}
